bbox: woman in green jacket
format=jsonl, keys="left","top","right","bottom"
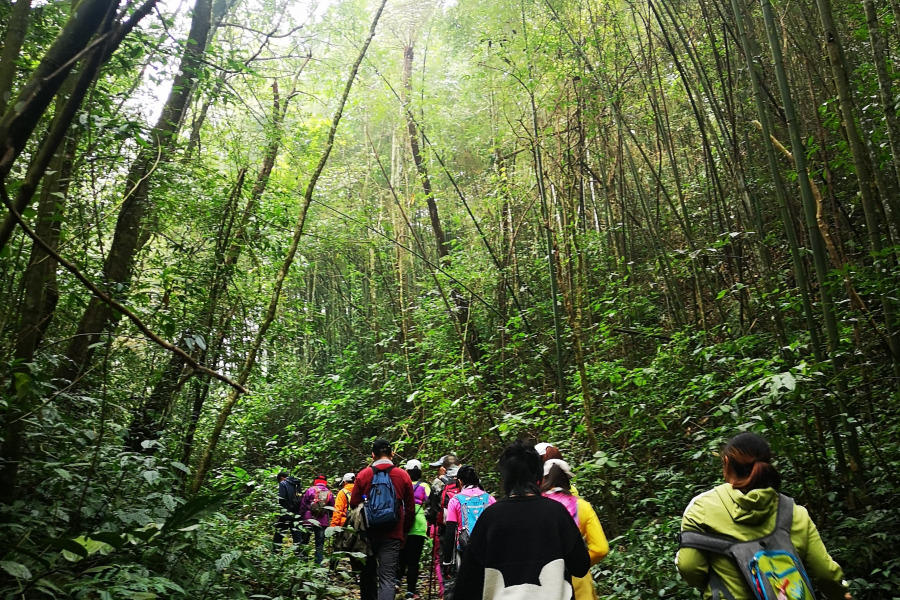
{"left": 676, "top": 432, "right": 851, "bottom": 600}
{"left": 397, "top": 460, "right": 430, "bottom": 599}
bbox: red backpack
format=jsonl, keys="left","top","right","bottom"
{"left": 438, "top": 479, "right": 460, "bottom": 526}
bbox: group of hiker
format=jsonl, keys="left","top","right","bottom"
{"left": 274, "top": 433, "right": 852, "bottom": 600}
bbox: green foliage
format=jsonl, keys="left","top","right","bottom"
{"left": 3, "top": 0, "right": 900, "bottom": 596}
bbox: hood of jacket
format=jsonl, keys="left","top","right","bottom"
{"left": 714, "top": 483, "right": 778, "bottom": 526}
{"left": 284, "top": 476, "right": 301, "bottom": 486}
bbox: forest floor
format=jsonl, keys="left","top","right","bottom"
{"left": 329, "top": 555, "right": 439, "bottom": 600}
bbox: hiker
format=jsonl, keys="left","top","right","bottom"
{"left": 429, "top": 455, "right": 462, "bottom": 527}
{"left": 331, "top": 472, "right": 356, "bottom": 528}
{"left": 297, "top": 474, "right": 334, "bottom": 565}
{"left": 453, "top": 440, "right": 589, "bottom": 600}
{"left": 331, "top": 472, "right": 363, "bottom": 574}
{"left": 536, "top": 443, "right": 578, "bottom": 495}
{"left": 429, "top": 454, "right": 460, "bottom": 494}
{"left": 441, "top": 464, "right": 495, "bottom": 599}
{"left": 541, "top": 459, "right": 608, "bottom": 600}
{"left": 426, "top": 454, "right": 460, "bottom": 596}
{"left": 350, "top": 438, "right": 416, "bottom": 600}
{"left": 274, "top": 471, "right": 303, "bottom": 554}
{"left": 396, "top": 459, "right": 430, "bottom": 599}
{"left": 677, "top": 432, "right": 851, "bottom": 600}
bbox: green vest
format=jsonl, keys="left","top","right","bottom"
{"left": 410, "top": 481, "right": 430, "bottom": 537}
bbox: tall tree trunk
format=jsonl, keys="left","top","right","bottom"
{"left": 402, "top": 45, "right": 447, "bottom": 262}
{"left": 143, "top": 78, "right": 296, "bottom": 450}
{"left": 758, "top": 0, "right": 858, "bottom": 502}
{"left": 401, "top": 42, "right": 481, "bottom": 364}
{"left": 0, "top": 0, "right": 121, "bottom": 176}
{"left": 13, "top": 122, "right": 79, "bottom": 365}
{"left": 732, "top": 0, "right": 856, "bottom": 509}
{"left": 815, "top": 0, "right": 900, "bottom": 382}
{"left": 0, "top": 0, "right": 154, "bottom": 252}
{"left": 730, "top": 0, "right": 825, "bottom": 361}
{"left": 135, "top": 81, "right": 289, "bottom": 453}
{"left": 57, "top": 0, "right": 214, "bottom": 384}
{"left": 863, "top": 0, "right": 900, "bottom": 236}
{"left": 189, "top": 0, "right": 387, "bottom": 493}
{"left": 527, "top": 88, "right": 567, "bottom": 401}
{"left": 556, "top": 168, "right": 621, "bottom": 536}
{"left": 0, "top": 0, "right": 33, "bottom": 114}
{"left": 0, "top": 0, "right": 147, "bottom": 502}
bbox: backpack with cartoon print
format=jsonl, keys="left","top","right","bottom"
{"left": 678, "top": 494, "right": 816, "bottom": 600}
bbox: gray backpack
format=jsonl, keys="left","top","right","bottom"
{"left": 677, "top": 494, "right": 816, "bottom": 600}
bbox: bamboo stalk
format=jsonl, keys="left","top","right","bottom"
{"left": 189, "top": 0, "right": 389, "bottom": 493}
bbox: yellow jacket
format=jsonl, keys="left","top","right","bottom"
{"left": 330, "top": 483, "right": 354, "bottom": 527}
{"left": 572, "top": 497, "right": 609, "bottom": 600}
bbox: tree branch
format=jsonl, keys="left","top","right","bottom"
{"left": 0, "top": 181, "right": 248, "bottom": 394}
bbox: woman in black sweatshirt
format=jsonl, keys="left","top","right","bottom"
{"left": 453, "top": 441, "right": 590, "bottom": 600}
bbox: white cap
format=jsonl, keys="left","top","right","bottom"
{"left": 342, "top": 472, "right": 355, "bottom": 483}
{"left": 535, "top": 442, "right": 554, "bottom": 456}
{"left": 429, "top": 455, "right": 448, "bottom": 467}
{"left": 543, "top": 458, "right": 573, "bottom": 478}
{"left": 405, "top": 459, "right": 422, "bottom": 470}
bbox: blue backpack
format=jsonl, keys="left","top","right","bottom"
{"left": 456, "top": 492, "right": 491, "bottom": 552}
{"left": 363, "top": 466, "right": 400, "bottom": 529}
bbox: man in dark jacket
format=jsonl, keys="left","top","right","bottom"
{"left": 274, "top": 471, "right": 303, "bottom": 554}
{"left": 350, "top": 438, "right": 415, "bottom": 600}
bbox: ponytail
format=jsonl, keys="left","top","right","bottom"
{"left": 457, "top": 464, "right": 482, "bottom": 489}
{"left": 722, "top": 432, "right": 781, "bottom": 491}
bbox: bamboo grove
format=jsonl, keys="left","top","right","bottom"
{"left": 0, "top": 0, "right": 899, "bottom": 595}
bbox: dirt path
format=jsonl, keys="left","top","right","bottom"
{"left": 329, "top": 553, "right": 440, "bottom": 600}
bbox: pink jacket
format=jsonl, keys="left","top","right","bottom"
{"left": 543, "top": 490, "right": 579, "bottom": 527}
{"left": 297, "top": 483, "right": 334, "bottom": 527}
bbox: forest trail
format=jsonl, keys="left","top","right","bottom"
{"left": 303, "top": 554, "right": 433, "bottom": 600}
{"left": 1, "top": 0, "right": 899, "bottom": 595}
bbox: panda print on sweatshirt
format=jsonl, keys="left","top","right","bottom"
{"left": 483, "top": 560, "right": 573, "bottom": 600}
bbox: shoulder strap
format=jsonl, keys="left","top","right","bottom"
{"left": 678, "top": 532, "right": 739, "bottom": 600}
{"left": 707, "top": 570, "right": 737, "bottom": 600}
{"left": 677, "top": 531, "right": 737, "bottom": 555}
{"left": 776, "top": 494, "right": 794, "bottom": 533}
{"left": 456, "top": 494, "right": 470, "bottom": 528}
